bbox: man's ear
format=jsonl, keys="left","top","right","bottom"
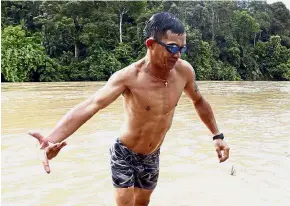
{"left": 145, "top": 39, "right": 155, "bottom": 49}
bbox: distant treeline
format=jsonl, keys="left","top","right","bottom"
{"left": 1, "top": 1, "right": 290, "bottom": 82}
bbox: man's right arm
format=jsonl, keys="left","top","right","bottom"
{"left": 46, "top": 69, "right": 127, "bottom": 143}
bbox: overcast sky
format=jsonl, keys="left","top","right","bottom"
{"left": 266, "top": 0, "right": 290, "bottom": 10}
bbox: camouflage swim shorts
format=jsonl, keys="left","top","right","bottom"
{"left": 109, "top": 138, "right": 160, "bottom": 190}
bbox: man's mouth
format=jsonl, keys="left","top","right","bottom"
{"left": 168, "top": 60, "right": 177, "bottom": 64}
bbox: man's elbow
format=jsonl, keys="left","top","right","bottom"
{"left": 93, "top": 99, "right": 104, "bottom": 112}
{"left": 193, "top": 95, "right": 204, "bottom": 107}
{"left": 94, "top": 96, "right": 111, "bottom": 112}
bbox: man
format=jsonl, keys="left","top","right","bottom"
{"left": 30, "top": 12, "right": 230, "bottom": 206}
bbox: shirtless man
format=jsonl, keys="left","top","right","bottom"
{"left": 29, "top": 12, "right": 230, "bottom": 206}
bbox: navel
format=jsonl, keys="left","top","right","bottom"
{"left": 146, "top": 106, "right": 151, "bottom": 111}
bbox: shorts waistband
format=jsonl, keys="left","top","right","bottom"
{"left": 116, "top": 138, "right": 160, "bottom": 157}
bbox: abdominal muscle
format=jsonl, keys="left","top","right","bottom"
{"left": 119, "top": 108, "right": 175, "bottom": 154}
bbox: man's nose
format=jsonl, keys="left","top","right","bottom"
{"left": 173, "top": 51, "right": 181, "bottom": 58}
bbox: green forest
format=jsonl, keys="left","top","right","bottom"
{"left": 1, "top": 0, "right": 290, "bottom": 82}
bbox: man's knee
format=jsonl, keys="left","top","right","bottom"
{"left": 117, "top": 195, "right": 133, "bottom": 206}
{"left": 134, "top": 187, "right": 152, "bottom": 206}
{"left": 134, "top": 198, "right": 150, "bottom": 206}
{"left": 115, "top": 187, "right": 134, "bottom": 206}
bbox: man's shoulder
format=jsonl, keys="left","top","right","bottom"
{"left": 119, "top": 61, "right": 141, "bottom": 77}
{"left": 175, "top": 59, "right": 195, "bottom": 76}
{"left": 112, "top": 60, "right": 142, "bottom": 84}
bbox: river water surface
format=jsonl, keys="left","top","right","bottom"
{"left": 2, "top": 81, "right": 290, "bottom": 206}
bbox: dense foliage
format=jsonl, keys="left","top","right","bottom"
{"left": 1, "top": 1, "right": 290, "bottom": 82}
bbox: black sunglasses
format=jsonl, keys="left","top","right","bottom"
{"left": 155, "top": 40, "right": 187, "bottom": 54}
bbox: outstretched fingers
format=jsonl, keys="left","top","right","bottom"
{"left": 46, "top": 142, "right": 67, "bottom": 160}
{"left": 51, "top": 142, "right": 67, "bottom": 153}
{"left": 42, "top": 151, "right": 51, "bottom": 174}
{"left": 54, "top": 142, "right": 67, "bottom": 157}
{"left": 29, "top": 131, "right": 67, "bottom": 173}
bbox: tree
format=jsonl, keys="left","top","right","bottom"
{"left": 1, "top": 0, "right": 289, "bottom": 82}
{"left": 110, "top": 1, "right": 146, "bottom": 43}
{"left": 232, "top": 11, "right": 260, "bottom": 47}
{"left": 184, "top": 28, "right": 213, "bottom": 80}
{"left": 254, "top": 36, "right": 290, "bottom": 80}
{"left": 1, "top": 25, "right": 56, "bottom": 82}
{"left": 269, "top": 2, "right": 290, "bottom": 36}
{"left": 35, "top": 1, "right": 100, "bottom": 59}
{"left": 247, "top": 1, "right": 271, "bottom": 42}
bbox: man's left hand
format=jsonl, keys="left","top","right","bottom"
{"left": 213, "top": 139, "right": 230, "bottom": 163}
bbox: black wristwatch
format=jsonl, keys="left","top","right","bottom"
{"left": 213, "top": 133, "right": 224, "bottom": 140}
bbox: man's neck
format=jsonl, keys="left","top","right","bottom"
{"left": 144, "top": 56, "right": 171, "bottom": 80}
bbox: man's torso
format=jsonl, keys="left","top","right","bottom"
{"left": 119, "top": 58, "right": 189, "bottom": 154}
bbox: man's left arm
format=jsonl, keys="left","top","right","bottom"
{"left": 183, "top": 63, "right": 230, "bottom": 163}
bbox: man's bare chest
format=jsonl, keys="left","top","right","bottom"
{"left": 124, "top": 79, "right": 185, "bottom": 114}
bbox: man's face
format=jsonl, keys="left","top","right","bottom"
{"left": 151, "top": 30, "right": 186, "bottom": 70}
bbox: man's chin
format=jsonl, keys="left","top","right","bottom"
{"left": 168, "top": 63, "right": 176, "bottom": 70}
{"left": 162, "top": 62, "right": 176, "bottom": 70}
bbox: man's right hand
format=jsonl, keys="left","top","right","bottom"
{"left": 29, "top": 132, "right": 67, "bottom": 174}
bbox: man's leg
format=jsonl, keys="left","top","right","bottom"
{"left": 133, "top": 148, "right": 160, "bottom": 206}
{"left": 110, "top": 139, "right": 135, "bottom": 205}
{"left": 134, "top": 187, "right": 154, "bottom": 206}
{"left": 115, "top": 187, "right": 134, "bottom": 206}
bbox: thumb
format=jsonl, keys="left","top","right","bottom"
{"left": 58, "top": 141, "right": 67, "bottom": 149}
{"left": 29, "top": 131, "right": 45, "bottom": 144}
{"left": 54, "top": 141, "right": 67, "bottom": 152}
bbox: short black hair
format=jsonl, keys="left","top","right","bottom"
{"left": 143, "top": 12, "right": 185, "bottom": 41}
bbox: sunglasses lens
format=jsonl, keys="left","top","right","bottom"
{"left": 164, "top": 44, "right": 187, "bottom": 54}
{"left": 180, "top": 46, "right": 187, "bottom": 53}
{"left": 168, "top": 46, "right": 179, "bottom": 54}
